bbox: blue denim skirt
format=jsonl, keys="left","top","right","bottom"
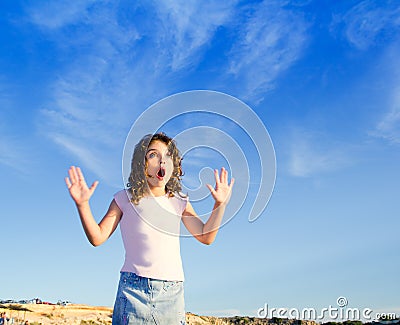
{"left": 112, "top": 272, "right": 186, "bottom": 325}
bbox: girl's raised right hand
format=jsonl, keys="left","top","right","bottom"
{"left": 65, "top": 166, "right": 99, "bottom": 206}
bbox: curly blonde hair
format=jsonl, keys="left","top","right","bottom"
{"left": 127, "top": 132, "right": 185, "bottom": 204}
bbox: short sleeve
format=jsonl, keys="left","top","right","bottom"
{"left": 177, "top": 194, "right": 188, "bottom": 215}
{"left": 114, "top": 189, "right": 130, "bottom": 211}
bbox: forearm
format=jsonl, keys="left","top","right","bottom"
{"left": 201, "top": 202, "right": 226, "bottom": 245}
{"left": 75, "top": 201, "right": 104, "bottom": 246}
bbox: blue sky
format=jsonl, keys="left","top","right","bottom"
{"left": 1, "top": 0, "right": 399, "bottom": 319}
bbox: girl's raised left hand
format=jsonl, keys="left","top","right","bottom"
{"left": 206, "top": 167, "right": 234, "bottom": 205}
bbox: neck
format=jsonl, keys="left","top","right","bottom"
{"left": 147, "top": 185, "right": 166, "bottom": 197}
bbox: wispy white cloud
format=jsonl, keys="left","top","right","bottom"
{"left": 51, "top": 133, "right": 121, "bottom": 187}
{"left": 26, "top": 1, "right": 141, "bottom": 59}
{"left": 287, "top": 129, "right": 352, "bottom": 177}
{"left": 373, "top": 86, "right": 400, "bottom": 144}
{"left": 151, "top": 0, "right": 237, "bottom": 70}
{"left": 27, "top": 0, "right": 97, "bottom": 30}
{"left": 26, "top": 1, "right": 312, "bottom": 182}
{"left": 367, "top": 43, "right": 400, "bottom": 144}
{"left": 0, "top": 132, "right": 28, "bottom": 174}
{"left": 27, "top": 1, "right": 237, "bottom": 185}
{"left": 0, "top": 119, "right": 31, "bottom": 173}
{"left": 38, "top": 55, "right": 156, "bottom": 185}
{"left": 333, "top": 0, "right": 400, "bottom": 50}
{"left": 25, "top": 3, "right": 157, "bottom": 185}
{"left": 227, "top": 0, "right": 309, "bottom": 102}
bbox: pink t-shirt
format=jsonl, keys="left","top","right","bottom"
{"left": 114, "top": 190, "right": 187, "bottom": 281}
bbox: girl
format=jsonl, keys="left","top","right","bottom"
{"left": 65, "top": 132, "right": 234, "bottom": 325}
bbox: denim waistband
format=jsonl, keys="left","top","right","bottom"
{"left": 120, "top": 271, "right": 183, "bottom": 284}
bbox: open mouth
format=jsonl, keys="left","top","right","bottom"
{"left": 156, "top": 167, "right": 166, "bottom": 179}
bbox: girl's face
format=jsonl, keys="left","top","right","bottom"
{"left": 145, "top": 140, "right": 174, "bottom": 193}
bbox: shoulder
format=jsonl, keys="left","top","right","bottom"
{"left": 170, "top": 192, "right": 188, "bottom": 204}
{"left": 114, "top": 189, "right": 129, "bottom": 198}
{"left": 173, "top": 192, "right": 188, "bottom": 200}
{"left": 113, "top": 189, "right": 131, "bottom": 207}
{"left": 169, "top": 192, "right": 189, "bottom": 213}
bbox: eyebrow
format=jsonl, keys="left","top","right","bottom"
{"left": 146, "top": 147, "right": 171, "bottom": 155}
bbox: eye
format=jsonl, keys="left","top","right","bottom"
{"left": 148, "top": 152, "right": 157, "bottom": 158}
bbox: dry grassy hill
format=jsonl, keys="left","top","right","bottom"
{"left": 0, "top": 304, "right": 228, "bottom": 325}
{"left": 0, "top": 303, "right": 322, "bottom": 325}
{"left": 0, "top": 303, "right": 113, "bottom": 325}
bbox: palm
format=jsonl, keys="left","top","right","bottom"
{"left": 207, "top": 167, "right": 234, "bottom": 204}
{"left": 65, "top": 166, "right": 98, "bottom": 205}
{"left": 69, "top": 180, "right": 92, "bottom": 202}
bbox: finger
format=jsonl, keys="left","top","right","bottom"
{"left": 206, "top": 184, "right": 216, "bottom": 195}
{"left": 229, "top": 177, "right": 235, "bottom": 188}
{"left": 65, "top": 177, "right": 72, "bottom": 189}
{"left": 89, "top": 180, "right": 99, "bottom": 194}
{"left": 214, "top": 169, "right": 220, "bottom": 185}
{"left": 221, "top": 167, "right": 228, "bottom": 184}
{"left": 76, "top": 167, "right": 86, "bottom": 182}
{"left": 68, "top": 166, "right": 77, "bottom": 184}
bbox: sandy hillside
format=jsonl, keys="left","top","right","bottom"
{"left": 1, "top": 304, "right": 113, "bottom": 324}
{"left": 0, "top": 304, "right": 331, "bottom": 324}
{"left": 0, "top": 304, "right": 227, "bottom": 325}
